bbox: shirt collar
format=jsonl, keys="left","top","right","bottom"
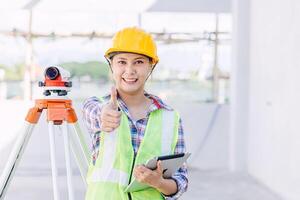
{"left": 144, "top": 92, "right": 173, "bottom": 111}
{"left": 103, "top": 91, "right": 173, "bottom": 115}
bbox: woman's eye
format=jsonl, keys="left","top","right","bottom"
{"left": 118, "top": 61, "right": 126, "bottom": 65}
{"left": 136, "top": 60, "right": 144, "bottom": 64}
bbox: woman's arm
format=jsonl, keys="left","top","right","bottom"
{"left": 82, "top": 96, "right": 103, "bottom": 164}
{"left": 82, "top": 96, "right": 103, "bottom": 135}
{"left": 168, "top": 118, "right": 188, "bottom": 198}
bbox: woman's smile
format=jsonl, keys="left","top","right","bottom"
{"left": 122, "top": 77, "right": 139, "bottom": 84}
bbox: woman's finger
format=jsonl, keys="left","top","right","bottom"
{"left": 101, "top": 114, "right": 120, "bottom": 124}
{"left": 102, "top": 121, "right": 119, "bottom": 129}
{"left": 107, "top": 110, "right": 122, "bottom": 118}
{"left": 156, "top": 160, "right": 163, "bottom": 174}
{"left": 100, "top": 126, "right": 113, "bottom": 132}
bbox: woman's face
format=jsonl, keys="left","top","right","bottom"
{"left": 111, "top": 53, "right": 152, "bottom": 95}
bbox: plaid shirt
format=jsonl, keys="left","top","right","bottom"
{"left": 82, "top": 92, "right": 188, "bottom": 199}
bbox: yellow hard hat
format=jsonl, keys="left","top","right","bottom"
{"left": 105, "top": 27, "right": 159, "bottom": 64}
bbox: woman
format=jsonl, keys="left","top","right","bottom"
{"left": 83, "top": 27, "right": 188, "bottom": 200}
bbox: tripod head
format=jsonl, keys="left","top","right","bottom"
{"left": 38, "top": 66, "right": 72, "bottom": 96}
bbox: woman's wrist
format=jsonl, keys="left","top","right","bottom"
{"left": 155, "top": 178, "right": 178, "bottom": 196}
{"left": 153, "top": 177, "right": 164, "bottom": 189}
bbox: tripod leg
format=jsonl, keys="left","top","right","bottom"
{"left": 68, "top": 122, "right": 90, "bottom": 187}
{"left": 0, "top": 122, "right": 35, "bottom": 199}
{"left": 61, "top": 121, "right": 74, "bottom": 200}
{"left": 48, "top": 121, "right": 60, "bottom": 200}
{"left": 70, "top": 122, "right": 90, "bottom": 165}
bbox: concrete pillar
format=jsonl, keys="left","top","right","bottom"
{"left": 229, "top": 0, "right": 250, "bottom": 171}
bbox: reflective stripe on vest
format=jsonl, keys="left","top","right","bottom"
{"left": 161, "top": 110, "right": 176, "bottom": 155}
{"left": 90, "top": 110, "right": 176, "bottom": 185}
{"left": 90, "top": 129, "right": 129, "bottom": 186}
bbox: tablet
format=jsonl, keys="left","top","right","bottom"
{"left": 124, "top": 152, "right": 191, "bottom": 193}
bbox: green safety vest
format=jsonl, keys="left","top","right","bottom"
{"left": 85, "top": 107, "right": 180, "bottom": 200}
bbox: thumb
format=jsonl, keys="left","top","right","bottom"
{"left": 156, "top": 160, "right": 163, "bottom": 174}
{"left": 110, "top": 86, "right": 118, "bottom": 110}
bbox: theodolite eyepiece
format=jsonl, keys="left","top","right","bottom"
{"left": 45, "top": 66, "right": 60, "bottom": 80}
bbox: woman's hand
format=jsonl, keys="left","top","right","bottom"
{"left": 133, "top": 161, "right": 178, "bottom": 196}
{"left": 133, "top": 160, "right": 164, "bottom": 189}
{"left": 100, "top": 87, "right": 121, "bottom": 132}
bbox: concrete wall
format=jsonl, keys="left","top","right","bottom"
{"left": 232, "top": 0, "right": 300, "bottom": 199}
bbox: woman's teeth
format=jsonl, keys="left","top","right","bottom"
{"left": 123, "top": 78, "right": 137, "bottom": 83}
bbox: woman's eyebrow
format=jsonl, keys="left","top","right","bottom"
{"left": 116, "top": 57, "right": 127, "bottom": 60}
{"left": 133, "top": 57, "right": 147, "bottom": 60}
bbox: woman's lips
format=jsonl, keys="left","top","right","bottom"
{"left": 122, "top": 78, "right": 138, "bottom": 84}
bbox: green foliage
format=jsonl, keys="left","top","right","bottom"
{"left": 0, "top": 63, "right": 24, "bottom": 80}
{"left": 0, "top": 61, "right": 110, "bottom": 81}
{"left": 59, "top": 61, "right": 110, "bottom": 80}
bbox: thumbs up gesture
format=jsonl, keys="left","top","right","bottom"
{"left": 100, "top": 87, "right": 122, "bottom": 132}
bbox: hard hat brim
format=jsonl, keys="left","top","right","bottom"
{"left": 105, "top": 48, "right": 159, "bottom": 64}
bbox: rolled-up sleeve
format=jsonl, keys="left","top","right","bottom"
{"left": 82, "top": 96, "right": 105, "bottom": 164}
{"left": 82, "top": 96, "right": 103, "bottom": 136}
{"left": 163, "top": 118, "right": 188, "bottom": 200}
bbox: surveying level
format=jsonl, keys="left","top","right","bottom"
{"left": 38, "top": 66, "right": 73, "bottom": 96}
{"left": 0, "top": 66, "right": 90, "bottom": 200}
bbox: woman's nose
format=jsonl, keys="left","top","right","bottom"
{"left": 125, "top": 64, "right": 136, "bottom": 74}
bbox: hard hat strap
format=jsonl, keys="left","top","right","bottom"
{"left": 105, "top": 57, "right": 114, "bottom": 74}
{"left": 145, "top": 63, "right": 157, "bottom": 81}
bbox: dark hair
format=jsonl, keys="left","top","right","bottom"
{"left": 109, "top": 52, "right": 153, "bottom": 64}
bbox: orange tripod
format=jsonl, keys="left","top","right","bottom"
{"left": 0, "top": 98, "right": 90, "bottom": 200}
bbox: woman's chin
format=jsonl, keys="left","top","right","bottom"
{"left": 119, "top": 86, "right": 142, "bottom": 95}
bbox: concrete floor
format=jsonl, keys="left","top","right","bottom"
{"left": 181, "top": 168, "right": 282, "bottom": 200}
{"left": 3, "top": 167, "right": 282, "bottom": 200}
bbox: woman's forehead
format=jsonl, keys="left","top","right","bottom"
{"left": 114, "top": 53, "right": 148, "bottom": 60}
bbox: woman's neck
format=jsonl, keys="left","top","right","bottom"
{"left": 118, "top": 90, "right": 149, "bottom": 108}
{"left": 118, "top": 89, "right": 152, "bottom": 121}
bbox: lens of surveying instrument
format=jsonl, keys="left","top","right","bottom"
{"left": 45, "top": 67, "right": 59, "bottom": 80}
